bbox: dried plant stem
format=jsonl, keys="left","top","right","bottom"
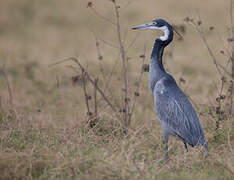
{"left": 129, "top": 47, "right": 146, "bottom": 121}
{"left": 191, "top": 21, "right": 223, "bottom": 76}
{"left": 187, "top": 13, "right": 234, "bottom": 125}
{"left": 230, "top": 52, "right": 234, "bottom": 117}
{"left": 229, "top": 0, "right": 234, "bottom": 116}
{"left": 94, "top": 78, "right": 98, "bottom": 119}
{"left": 112, "top": 0, "right": 130, "bottom": 130}
{"left": 81, "top": 70, "right": 91, "bottom": 116}
{"left": 103, "top": 51, "right": 121, "bottom": 93}
{"left": 216, "top": 77, "right": 225, "bottom": 130}
{"left": 0, "top": 68, "right": 13, "bottom": 106}
{"left": 72, "top": 57, "right": 118, "bottom": 114}
{"left": 49, "top": 57, "right": 118, "bottom": 117}
{"left": 90, "top": 6, "right": 116, "bottom": 26}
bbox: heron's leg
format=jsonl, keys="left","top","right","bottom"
{"left": 203, "top": 143, "right": 208, "bottom": 152}
{"left": 183, "top": 142, "right": 188, "bottom": 152}
{"left": 202, "top": 142, "right": 208, "bottom": 158}
{"left": 164, "top": 143, "right": 169, "bottom": 161}
{"left": 163, "top": 135, "right": 169, "bottom": 161}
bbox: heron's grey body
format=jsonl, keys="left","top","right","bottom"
{"left": 133, "top": 19, "right": 207, "bottom": 159}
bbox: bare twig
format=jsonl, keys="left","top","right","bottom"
{"left": 88, "top": 77, "right": 99, "bottom": 128}
{"left": 229, "top": 0, "right": 234, "bottom": 116}
{"left": 185, "top": 14, "right": 233, "bottom": 127}
{"left": 129, "top": 46, "right": 147, "bottom": 121}
{"left": 230, "top": 0, "right": 234, "bottom": 36}
{"left": 215, "top": 77, "right": 226, "bottom": 130}
{"left": 103, "top": 51, "right": 122, "bottom": 93}
{"left": 98, "top": 37, "right": 119, "bottom": 49}
{"left": 0, "top": 68, "right": 13, "bottom": 106}
{"left": 90, "top": 33, "right": 106, "bottom": 80}
{"left": 112, "top": 0, "right": 130, "bottom": 130}
{"left": 81, "top": 70, "right": 91, "bottom": 116}
{"left": 89, "top": 6, "right": 116, "bottom": 26}
{"left": 185, "top": 14, "right": 224, "bottom": 76}
{"left": 121, "top": 0, "right": 138, "bottom": 12}
{"left": 94, "top": 78, "right": 98, "bottom": 119}
{"left": 92, "top": 35, "right": 103, "bottom": 61}
{"left": 190, "top": 20, "right": 223, "bottom": 76}
{"left": 126, "top": 32, "right": 140, "bottom": 52}
{"left": 49, "top": 57, "right": 118, "bottom": 117}
{"left": 56, "top": 75, "right": 60, "bottom": 88}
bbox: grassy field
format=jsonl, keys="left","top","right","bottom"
{"left": 0, "top": 0, "right": 233, "bottom": 179}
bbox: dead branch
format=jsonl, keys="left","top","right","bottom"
{"left": 81, "top": 70, "right": 91, "bottom": 116}
{"left": 190, "top": 21, "right": 223, "bottom": 76}
{"left": 49, "top": 57, "right": 118, "bottom": 117}
{"left": 0, "top": 68, "right": 13, "bottom": 106}
{"left": 229, "top": 0, "right": 234, "bottom": 116}
{"left": 112, "top": 0, "right": 130, "bottom": 129}
{"left": 88, "top": 4, "right": 116, "bottom": 26}
{"left": 103, "top": 52, "right": 121, "bottom": 93}
{"left": 215, "top": 77, "right": 226, "bottom": 130}
{"left": 129, "top": 46, "right": 147, "bottom": 121}
{"left": 94, "top": 78, "right": 98, "bottom": 119}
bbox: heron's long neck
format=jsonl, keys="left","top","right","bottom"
{"left": 151, "top": 39, "right": 166, "bottom": 72}
{"left": 149, "top": 39, "right": 168, "bottom": 92}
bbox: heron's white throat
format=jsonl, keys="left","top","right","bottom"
{"left": 158, "top": 26, "right": 169, "bottom": 41}
{"left": 148, "top": 25, "right": 169, "bottom": 41}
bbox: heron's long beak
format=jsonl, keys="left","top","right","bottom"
{"left": 132, "top": 22, "right": 154, "bottom": 30}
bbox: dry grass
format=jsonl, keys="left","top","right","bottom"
{"left": 0, "top": 0, "right": 233, "bottom": 179}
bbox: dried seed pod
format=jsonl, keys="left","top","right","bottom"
{"left": 86, "top": 95, "right": 92, "bottom": 100}
{"left": 227, "top": 38, "right": 234, "bottom": 42}
{"left": 98, "top": 55, "right": 103, "bottom": 60}
{"left": 125, "top": 97, "right": 130, "bottom": 102}
{"left": 220, "top": 95, "right": 226, "bottom": 100}
{"left": 134, "top": 92, "right": 140, "bottom": 97}
{"left": 221, "top": 76, "right": 226, "bottom": 83}
{"left": 87, "top": 112, "right": 93, "bottom": 116}
{"left": 87, "top": 2, "right": 92, "bottom": 8}
{"left": 72, "top": 75, "right": 85, "bottom": 85}
{"left": 142, "top": 64, "right": 149, "bottom": 72}
{"left": 184, "top": 17, "right": 190, "bottom": 22}
{"left": 121, "top": 108, "right": 126, "bottom": 113}
{"left": 179, "top": 77, "right": 186, "bottom": 84}
{"left": 209, "top": 26, "right": 214, "bottom": 30}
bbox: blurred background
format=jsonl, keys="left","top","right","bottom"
{"left": 0, "top": 0, "right": 229, "bottom": 107}
{"left": 0, "top": 0, "right": 233, "bottom": 179}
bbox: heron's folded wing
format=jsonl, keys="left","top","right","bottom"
{"left": 154, "top": 78, "right": 204, "bottom": 146}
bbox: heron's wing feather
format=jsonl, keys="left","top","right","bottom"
{"left": 154, "top": 77, "right": 205, "bottom": 146}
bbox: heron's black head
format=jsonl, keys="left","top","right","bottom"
{"left": 132, "top": 19, "right": 173, "bottom": 43}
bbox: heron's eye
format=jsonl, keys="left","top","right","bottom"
{"left": 152, "top": 22, "right": 156, "bottom": 25}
